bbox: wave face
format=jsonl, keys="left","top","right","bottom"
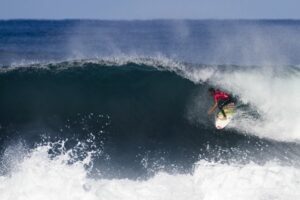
{"left": 1, "top": 20, "right": 300, "bottom": 199}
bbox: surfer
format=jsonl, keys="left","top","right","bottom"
{"left": 207, "top": 87, "right": 234, "bottom": 119}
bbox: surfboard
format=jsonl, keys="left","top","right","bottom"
{"left": 215, "top": 103, "right": 236, "bottom": 129}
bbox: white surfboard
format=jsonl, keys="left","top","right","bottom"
{"left": 215, "top": 103, "right": 235, "bottom": 129}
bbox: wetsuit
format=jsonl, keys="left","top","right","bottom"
{"left": 213, "top": 90, "right": 234, "bottom": 117}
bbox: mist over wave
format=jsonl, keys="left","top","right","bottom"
{"left": 2, "top": 20, "right": 300, "bottom": 66}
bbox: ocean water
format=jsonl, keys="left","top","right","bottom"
{"left": 0, "top": 20, "right": 300, "bottom": 200}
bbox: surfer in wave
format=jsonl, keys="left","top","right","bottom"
{"left": 207, "top": 87, "right": 235, "bottom": 120}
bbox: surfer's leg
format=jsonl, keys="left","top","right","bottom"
{"left": 221, "top": 108, "right": 227, "bottom": 118}
{"left": 218, "top": 100, "right": 227, "bottom": 118}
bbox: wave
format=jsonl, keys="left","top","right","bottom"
{"left": 1, "top": 57, "right": 299, "bottom": 142}
{"left": 1, "top": 57, "right": 300, "bottom": 180}
{"left": 0, "top": 57, "right": 300, "bottom": 200}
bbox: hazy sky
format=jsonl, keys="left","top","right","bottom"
{"left": 1, "top": 0, "right": 299, "bottom": 19}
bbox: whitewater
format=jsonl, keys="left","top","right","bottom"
{"left": 0, "top": 142, "right": 300, "bottom": 200}
{"left": 0, "top": 20, "right": 300, "bottom": 200}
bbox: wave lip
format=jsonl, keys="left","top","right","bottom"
{"left": 0, "top": 56, "right": 184, "bottom": 72}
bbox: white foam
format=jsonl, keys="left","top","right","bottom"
{"left": 217, "top": 68, "right": 300, "bottom": 141}
{"left": 180, "top": 64, "right": 300, "bottom": 142}
{"left": 0, "top": 144, "right": 300, "bottom": 200}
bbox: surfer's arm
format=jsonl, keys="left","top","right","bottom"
{"left": 207, "top": 101, "right": 218, "bottom": 115}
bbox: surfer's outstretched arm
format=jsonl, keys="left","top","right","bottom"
{"left": 208, "top": 101, "right": 218, "bottom": 115}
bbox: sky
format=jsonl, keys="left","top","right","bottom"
{"left": 1, "top": 0, "right": 300, "bottom": 20}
